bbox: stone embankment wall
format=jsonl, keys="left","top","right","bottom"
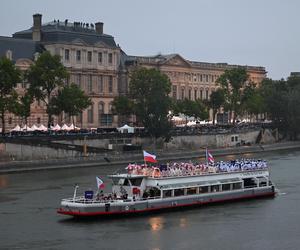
{"left": 0, "top": 129, "right": 276, "bottom": 161}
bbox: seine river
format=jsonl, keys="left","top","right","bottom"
{"left": 1, "top": 149, "right": 300, "bottom": 250}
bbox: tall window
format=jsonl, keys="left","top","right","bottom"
{"left": 200, "top": 89, "right": 203, "bottom": 100}
{"left": 188, "top": 89, "right": 192, "bottom": 100}
{"left": 87, "top": 104, "right": 94, "bottom": 123}
{"left": 98, "top": 52, "right": 102, "bottom": 64}
{"left": 88, "top": 75, "right": 93, "bottom": 93}
{"left": 87, "top": 51, "right": 92, "bottom": 63}
{"left": 172, "top": 85, "right": 177, "bottom": 99}
{"left": 64, "top": 49, "right": 70, "bottom": 61}
{"left": 77, "top": 74, "right": 81, "bottom": 88}
{"left": 108, "top": 76, "right": 113, "bottom": 93}
{"left": 101, "top": 114, "right": 113, "bottom": 126}
{"left": 206, "top": 90, "right": 209, "bottom": 99}
{"left": 98, "top": 75, "right": 103, "bottom": 93}
{"left": 194, "top": 89, "right": 197, "bottom": 100}
{"left": 181, "top": 88, "right": 185, "bottom": 99}
{"left": 76, "top": 50, "right": 81, "bottom": 62}
{"left": 98, "top": 102, "right": 104, "bottom": 123}
{"left": 108, "top": 53, "right": 113, "bottom": 64}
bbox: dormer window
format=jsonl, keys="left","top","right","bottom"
{"left": 6, "top": 50, "right": 12, "bottom": 60}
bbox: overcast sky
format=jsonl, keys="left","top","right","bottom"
{"left": 1, "top": 0, "right": 299, "bottom": 79}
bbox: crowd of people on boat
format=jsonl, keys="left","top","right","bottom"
{"left": 126, "top": 159, "right": 268, "bottom": 178}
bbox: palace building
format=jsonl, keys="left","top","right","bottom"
{"left": 123, "top": 53, "right": 266, "bottom": 101}
{"left": 0, "top": 14, "right": 267, "bottom": 131}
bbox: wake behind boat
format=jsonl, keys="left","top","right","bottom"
{"left": 57, "top": 152, "right": 276, "bottom": 217}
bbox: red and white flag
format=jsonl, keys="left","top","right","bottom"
{"left": 206, "top": 148, "right": 215, "bottom": 164}
{"left": 96, "top": 176, "right": 105, "bottom": 189}
{"left": 143, "top": 150, "right": 157, "bottom": 163}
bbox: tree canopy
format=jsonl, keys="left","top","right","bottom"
{"left": 129, "top": 67, "right": 172, "bottom": 140}
{"left": 260, "top": 76, "right": 300, "bottom": 139}
{"left": 26, "top": 51, "right": 69, "bottom": 127}
{"left": 217, "top": 67, "right": 249, "bottom": 124}
{"left": 206, "top": 89, "right": 225, "bottom": 125}
{"left": 49, "top": 84, "right": 91, "bottom": 125}
{"left": 0, "top": 57, "right": 21, "bottom": 134}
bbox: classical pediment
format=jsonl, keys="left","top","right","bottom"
{"left": 71, "top": 38, "right": 87, "bottom": 46}
{"left": 161, "top": 54, "right": 191, "bottom": 67}
{"left": 94, "top": 41, "right": 109, "bottom": 48}
{"left": 15, "top": 58, "right": 33, "bottom": 70}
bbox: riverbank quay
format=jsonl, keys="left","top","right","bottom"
{"left": 0, "top": 141, "right": 299, "bottom": 174}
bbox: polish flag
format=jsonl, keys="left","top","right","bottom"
{"left": 206, "top": 148, "right": 215, "bottom": 164}
{"left": 143, "top": 150, "right": 157, "bottom": 163}
{"left": 96, "top": 176, "right": 105, "bottom": 189}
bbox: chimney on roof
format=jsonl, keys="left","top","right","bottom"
{"left": 95, "top": 22, "right": 103, "bottom": 34}
{"left": 32, "top": 13, "right": 42, "bottom": 41}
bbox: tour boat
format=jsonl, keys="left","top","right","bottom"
{"left": 57, "top": 159, "right": 276, "bottom": 217}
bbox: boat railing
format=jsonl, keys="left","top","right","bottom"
{"left": 62, "top": 195, "right": 163, "bottom": 204}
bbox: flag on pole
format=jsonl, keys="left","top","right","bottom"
{"left": 96, "top": 176, "right": 105, "bottom": 189}
{"left": 143, "top": 150, "right": 157, "bottom": 163}
{"left": 206, "top": 148, "right": 215, "bottom": 164}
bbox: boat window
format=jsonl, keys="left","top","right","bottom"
{"left": 163, "top": 190, "right": 172, "bottom": 198}
{"left": 222, "top": 184, "right": 231, "bottom": 191}
{"left": 199, "top": 186, "right": 209, "bottom": 193}
{"left": 187, "top": 187, "right": 197, "bottom": 195}
{"left": 148, "top": 187, "right": 161, "bottom": 198}
{"left": 130, "top": 178, "right": 143, "bottom": 186}
{"left": 111, "top": 178, "right": 120, "bottom": 185}
{"left": 233, "top": 182, "right": 242, "bottom": 190}
{"left": 211, "top": 185, "right": 220, "bottom": 192}
{"left": 118, "top": 178, "right": 130, "bottom": 186}
{"left": 243, "top": 178, "right": 257, "bottom": 188}
{"left": 174, "top": 189, "right": 184, "bottom": 197}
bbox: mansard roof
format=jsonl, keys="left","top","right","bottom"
{"left": 126, "top": 53, "right": 266, "bottom": 73}
{"left": 0, "top": 36, "right": 44, "bottom": 62}
{"left": 13, "top": 21, "right": 118, "bottom": 48}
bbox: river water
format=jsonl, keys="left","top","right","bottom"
{"left": 1, "top": 149, "right": 300, "bottom": 250}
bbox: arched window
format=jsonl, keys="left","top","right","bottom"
{"left": 194, "top": 88, "right": 198, "bottom": 100}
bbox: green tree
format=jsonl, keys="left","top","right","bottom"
{"left": 0, "top": 57, "right": 21, "bottom": 134}
{"left": 112, "top": 95, "right": 134, "bottom": 125}
{"left": 260, "top": 76, "right": 300, "bottom": 140}
{"left": 26, "top": 51, "right": 69, "bottom": 127}
{"left": 217, "top": 67, "right": 249, "bottom": 124}
{"left": 173, "top": 98, "right": 208, "bottom": 125}
{"left": 206, "top": 89, "right": 225, "bottom": 125}
{"left": 242, "top": 84, "right": 265, "bottom": 121}
{"left": 15, "top": 92, "right": 33, "bottom": 126}
{"left": 129, "top": 67, "right": 172, "bottom": 140}
{"left": 49, "top": 84, "right": 91, "bottom": 126}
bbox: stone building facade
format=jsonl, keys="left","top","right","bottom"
{"left": 124, "top": 54, "right": 266, "bottom": 101}
{"left": 0, "top": 14, "right": 266, "bottom": 131}
{"left": 12, "top": 14, "right": 121, "bottom": 129}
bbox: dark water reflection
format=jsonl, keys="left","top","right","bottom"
{"left": 1, "top": 149, "right": 300, "bottom": 250}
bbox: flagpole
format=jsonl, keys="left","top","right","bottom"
{"left": 206, "top": 147, "right": 208, "bottom": 166}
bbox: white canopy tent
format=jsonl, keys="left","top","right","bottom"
{"left": 51, "top": 124, "right": 61, "bottom": 131}
{"left": 30, "top": 124, "right": 39, "bottom": 131}
{"left": 11, "top": 125, "right": 21, "bottom": 132}
{"left": 69, "top": 123, "right": 80, "bottom": 130}
{"left": 117, "top": 124, "right": 134, "bottom": 133}
{"left": 61, "top": 124, "right": 71, "bottom": 131}
{"left": 21, "top": 125, "right": 33, "bottom": 132}
{"left": 38, "top": 124, "right": 48, "bottom": 132}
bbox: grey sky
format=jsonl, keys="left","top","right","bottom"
{"left": 1, "top": 0, "right": 299, "bottom": 79}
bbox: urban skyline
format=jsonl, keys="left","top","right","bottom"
{"left": 1, "top": 0, "right": 299, "bottom": 80}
